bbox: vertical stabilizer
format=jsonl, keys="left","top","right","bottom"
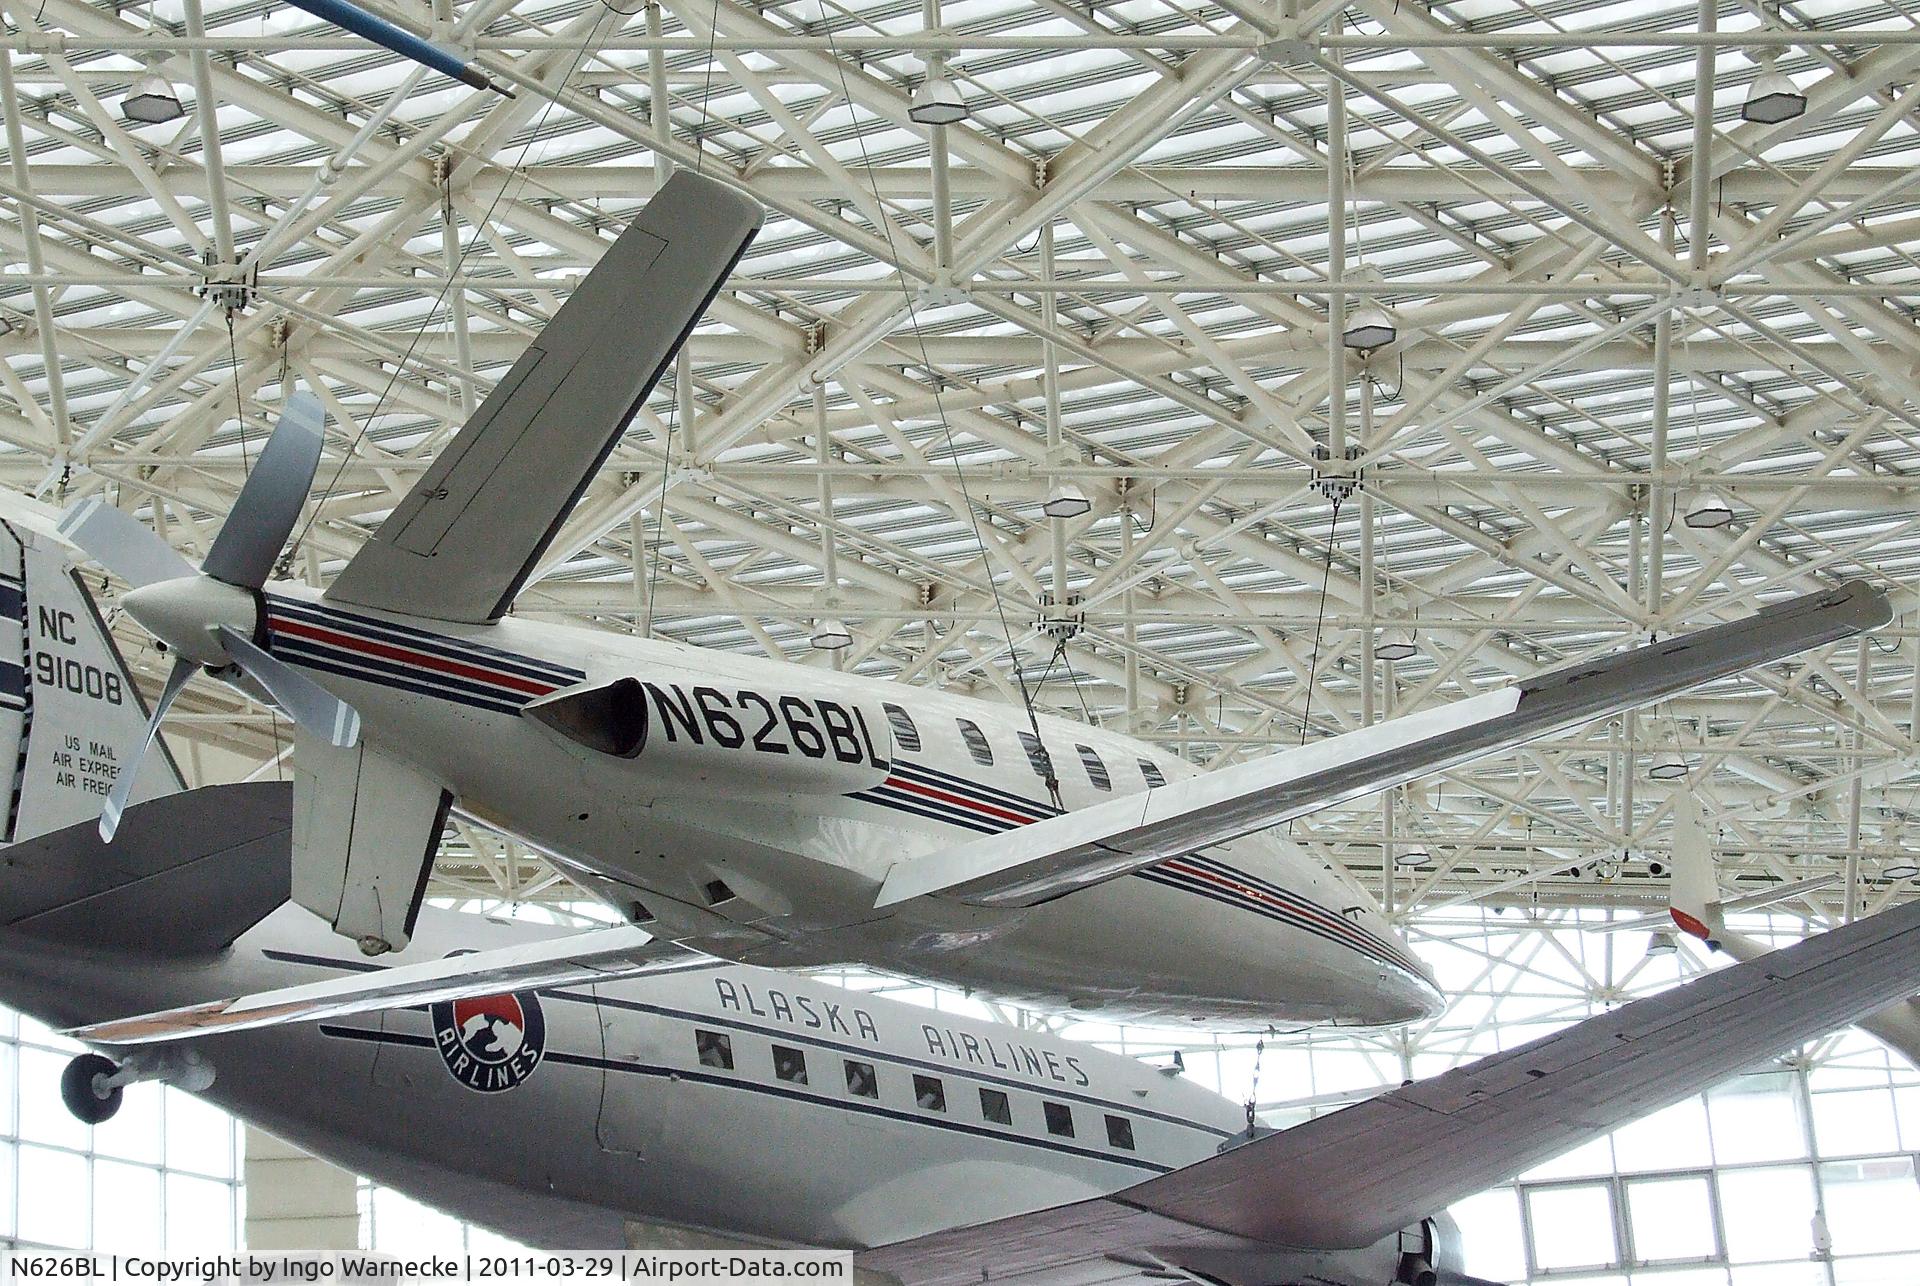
{"left": 1667, "top": 792, "right": 1726, "bottom": 947}
{"left": 0, "top": 521, "right": 182, "bottom": 845}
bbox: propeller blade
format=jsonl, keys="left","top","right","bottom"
{"left": 201, "top": 391, "right": 325, "bottom": 590}
{"left": 216, "top": 626, "right": 361, "bottom": 747}
{"left": 99, "top": 656, "right": 195, "bottom": 842}
{"left": 56, "top": 499, "right": 195, "bottom": 590}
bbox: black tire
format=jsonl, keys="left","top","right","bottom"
{"left": 60, "top": 1053, "right": 122, "bottom": 1125}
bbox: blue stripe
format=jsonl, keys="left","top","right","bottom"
{"left": 850, "top": 790, "right": 1001, "bottom": 834}
{"left": 861, "top": 785, "right": 1005, "bottom": 834}
{"left": 278, "top": 649, "right": 525, "bottom": 715}
{"left": 892, "top": 760, "right": 1060, "bottom": 821}
{"left": 274, "top": 635, "right": 537, "bottom": 709}
{"left": 0, "top": 584, "right": 23, "bottom": 619}
{"left": 1179, "top": 853, "right": 1418, "bottom": 972}
{"left": 267, "top": 597, "right": 583, "bottom": 686}
{"left": 852, "top": 784, "right": 1020, "bottom": 835}
{"left": 858, "top": 768, "right": 1418, "bottom": 973}
{"left": 0, "top": 660, "right": 22, "bottom": 700}
{"left": 1136, "top": 866, "right": 1408, "bottom": 974}
{"left": 275, "top": 638, "right": 530, "bottom": 710}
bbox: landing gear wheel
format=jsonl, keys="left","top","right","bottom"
{"left": 61, "top": 1053, "right": 122, "bottom": 1124}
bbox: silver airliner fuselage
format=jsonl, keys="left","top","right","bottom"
{"left": 0, "top": 901, "right": 1244, "bottom": 1250}
{"left": 255, "top": 585, "right": 1440, "bottom": 1030}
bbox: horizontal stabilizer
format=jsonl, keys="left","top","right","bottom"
{"left": 327, "top": 172, "right": 763, "bottom": 623}
{"left": 877, "top": 580, "right": 1890, "bottom": 911}
{"left": 1588, "top": 873, "right": 1840, "bottom": 936}
{"left": 858, "top": 895, "right": 1920, "bottom": 1281}
{"left": 69, "top": 923, "right": 693, "bottom": 1045}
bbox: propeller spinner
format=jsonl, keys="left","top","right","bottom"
{"left": 58, "top": 390, "right": 362, "bottom": 840}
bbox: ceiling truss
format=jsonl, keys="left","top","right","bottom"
{"left": 5, "top": 0, "right": 1920, "bottom": 932}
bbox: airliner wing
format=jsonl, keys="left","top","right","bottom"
{"left": 68, "top": 924, "right": 693, "bottom": 1044}
{"left": 326, "top": 172, "right": 762, "bottom": 624}
{"left": 857, "top": 893, "right": 1920, "bottom": 1284}
{"left": 877, "top": 580, "right": 1889, "bottom": 910}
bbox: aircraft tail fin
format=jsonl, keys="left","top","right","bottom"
{"left": 0, "top": 518, "right": 182, "bottom": 846}
{"left": 1668, "top": 792, "right": 1726, "bottom": 948}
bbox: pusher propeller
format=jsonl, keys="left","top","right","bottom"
{"left": 58, "top": 390, "right": 362, "bottom": 839}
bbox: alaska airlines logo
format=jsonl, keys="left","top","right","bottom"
{"left": 430, "top": 992, "right": 546, "bottom": 1092}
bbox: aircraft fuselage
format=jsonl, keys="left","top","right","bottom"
{"left": 0, "top": 903, "right": 1244, "bottom": 1250}
{"left": 260, "top": 587, "right": 1441, "bottom": 1029}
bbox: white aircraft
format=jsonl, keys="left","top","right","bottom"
{"left": 42, "top": 170, "right": 1895, "bottom": 1032}
{"left": 0, "top": 547, "right": 1914, "bottom": 1282}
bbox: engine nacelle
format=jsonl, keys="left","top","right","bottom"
{"left": 526, "top": 671, "right": 895, "bottom": 796}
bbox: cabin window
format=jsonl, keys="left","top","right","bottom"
{"left": 1077, "top": 744, "right": 1111, "bottom": 791}
{"left": 844, "top": 1060, "right": 878, "bottom": 1100}
{"left": 1044, "top": 1101, "right": 1075, "bottom": 1138}
{"left": 979, "top": 1088, "right": 1013, "bottom": 1126}
{"left": 914, "top": 1075, "right": 947, "bottom": 1112}
{"left": 1139, "top": 758, "right": 1166, "bottom": 788}
{"left": 1018, "top": 731, "right": 1054, "bottom": 782}
{"left": 1105, "top": 1114, "right": 1136, "bottom": 1150}
{"left": 884, "top": 704, "right": 921, "bottom": 752}
{"left": 957, "top": 719, "right": 993, "bottom": 766}
{"left": 695, "top": 1030, "right": 733, "bottom": 1070}
{"left": 772, "top": 1044, "right": 808, "bottom": 1085}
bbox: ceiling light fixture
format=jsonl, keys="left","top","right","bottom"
{"left": 1042, "top": 482, "right": 1091, "bottom": 520}
{"left": 909, "top": 65, "right": 968, "bottom": 126}
{"left": 1682, "top": 488, "right": 1736, "bottom": 530}
{"left": 1648, "top": 752, "right": 1690, "bottom": 781}
{"left": 1343, "top": 303, "right": 1396, "bottom": 351}
{"left": 1374, "top": 625, "right": 1417, "bottom": 662}
{"left": 809, "top": 618, "right": 853, "bottom": 651}
{"left": 1742, "top": 55, "right": 1807, "bottom": 125}
{"left": 1340, "top": 270, "right": 1398, "bottom": 352}
{"left": 1645, "top": 930, "right": 1679, "bottom": 956}
{"left": 122, "top": 71, "right": 186, "bottom": 125}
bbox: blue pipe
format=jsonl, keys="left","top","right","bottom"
{"left": 282, "top": 0, "right": 510, "bottom": 94}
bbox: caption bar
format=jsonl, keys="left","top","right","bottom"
{"left": 5, "top": 1255, "right": 851, "bottom": 1284}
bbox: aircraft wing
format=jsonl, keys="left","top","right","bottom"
{"left": 67, "top": 924, "right": 693, "bottom": 1044}
{"left": 857, "top": 892, "right": 1920, "bottom": 1284}
{"left": 877, "top": 580, "right": 1889, "bottom": 910}
{"left": 326, "top": 172, "right": 762, "bottom": 624}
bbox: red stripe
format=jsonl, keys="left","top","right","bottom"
{"left": 269, "top": 616, "right": 555, "bottom": 697}
{"left": 1162, "top": 858, "right": 1390, "bottom": 958}
{"left": 889, "top": 776, "right": 1041, "bottom": 825}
